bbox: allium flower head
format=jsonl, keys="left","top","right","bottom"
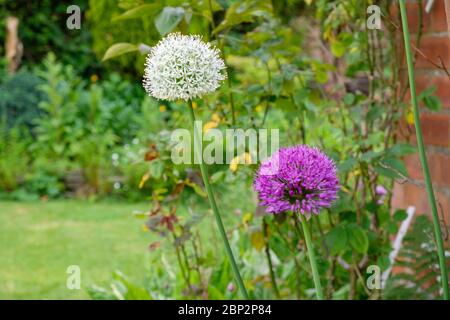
{"left": 143, "top": 33, "right": 226, "bottom": 101}
{"left": 254, "top": 145, "right": 339, "bottom": 215}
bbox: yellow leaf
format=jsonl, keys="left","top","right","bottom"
{"left": 406, "top": 111, "right": 414, "bottom": 125}
{"left": 185, "top": 179, "right": 207, "bottom": 197}
{"left": 211, "top": 113, "right": 221, "bottom": 123}
{"left": 139, "top": 173, "right": 150, "bottom": 189}
{"left": 242, "top": 152, "right": 252, "bottom": 164}
{"left": 192, "top": 101, "right": 198, "bottom": 109}
{"left": 255, "top": 105, "right": 264, "bottom": 113}
{"left": 203, "top": 121, "right": 218, "bottom": 133}
{"left": 173, "top": 225, "right": 183, "bottom": 237}
{"left": 159, "top": 105, "right": 166, "bottom": 112}
{"left": 250, "top": 231, "right": 265, "bottom": 251}
{"left": 323, "top": 28, "right": 333, "bottom": 41}
{"left": 229, "top": 156, "right": 240, "bottom": 172}
{"left": 229, "top": 153, "right": 253, "bottom": 172}
{"left": 242, "top": 212, "right": 253, "bottom": 225}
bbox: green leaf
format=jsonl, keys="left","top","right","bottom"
{"left": 331, "top": 39, "right": 346, "bottom": 57}
{"left": 339, "top": 210, "right": 357, "bottom": 223}
{"left": 360, "top": 150, "right": 381, "bottom": 163}
{"left": 366, "top": 105, "right": 383, "bottom": 122}
{"left": 378, "top": 255, "right": 391, "bottom": 271}
{"left": 374, "top": 164, "right": 399, "bottom": 179}
{"left": 419, "top": 85, "right": 442, "bottom": 111}
{"left": 113, "top": 3, "right": 161, "bottom": 21}
{"left": 149, "top": 160, "right": 164, "bottom": 179}
{"left": 393, "top": 209, "right": 408, "bottom": 222}
{"left": 155, "top": 7, "right": 185, "bottom": 36}
{"left": 343, "top": 93, "right": 355, "bottom": 105}
{"left": 314, "top": 68, "right": 328, "bottom": 84}
{"left": 102, "top": 43, "right": 138, "bottom": 61}
{"left": 112, "top": 271, "right": 152, "bottom": 300}
{"left": 210, "top": 170, "right": 225, "bottom": 183}
{"left": 338, "top": 157, "right": 357, "bottom": 174}
{"left": 303, "top": 98, "right": 317, "bottom": 112}
{"left": 208, "top": 285, "right": 226, "bottom": 299}
{"left": 418, "top": 85, "right": 436, "bottom": 99}
{"left": 293, "top": 88, "right": 308, "bottom": 106}
{"left": 386, "top": 221, "right": 398, "bottom": 234}
{"left": 423, "top": 95, "right": 442, "bottom": 111}
{"left": 380, "top": 157, "right": 408, "bottom": 177}
{"left": 376, "top": 207, "right": 390, "bottom": 227}
{"left": 386, "top": 143, "right": 416, "bottom": 157}
{"left": 324, "top": 225, "right": 348, "bottom": 255}
{"left": 212, "top": 0, "right": 272, "bottom": 35}
{"left": 347, "top": 224, "right": 369, "bottom": 254}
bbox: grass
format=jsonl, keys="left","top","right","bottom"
{"left": 0, "top": 200, "right": 153, "bottom": 299}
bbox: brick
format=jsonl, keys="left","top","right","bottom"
{"left": 435, "top": 189, "right": 450, "bottom": 231}
{"left": 397, "top": 35, "right": 450, "bottom": 70}
{"left": 390, "top": 1, "right": 448, "bottom": 33}
{"left": 421, "top": 113, "right": 450, "bottom": 146}
{"left": 392, "top": 182, "right": 429, "bottom": 213}
{"left": 403, "top": 73, "right": 450, "bottom": 109}
{"left": 404, "top": 152, "right": 450, "bottom": 187}
{"left": 392, "top": 183, "right": 450, "bottom": 230}
{"left": 414, "top": 73, "right": 450, "bottom": 108}
{"left": 413, "top": 35, "right": 450, "bottom": 69}
{"left": 392, "top": 0, "right": 450, "bottom": 243}
{"left": 406, "top": 113, "right": 450, "bottom": 147}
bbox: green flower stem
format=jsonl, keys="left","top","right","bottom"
{"left": 299, "top": 214, "right": 324, "bottom": 300}
{"left": 263, "top": 218, "right": 281, "bottom": 299}
{"left": 399, "top": 0, "right": 449, "bottom": 300}
{"left": 187, "top": 100, "right": 249, "bottom": 299}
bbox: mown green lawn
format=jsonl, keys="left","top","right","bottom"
{"left": 0, "top": 200, "right": 152, "bottom": 299}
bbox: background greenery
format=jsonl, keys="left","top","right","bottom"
{"left": 0, "top": 0, "right": 447, "bottom": 300}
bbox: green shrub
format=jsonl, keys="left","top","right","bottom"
{"left": 0, "top": 69, "right": 45, "bottom": 131}
{"left": 0, "top": 122, "right": 29, "bottom": 192}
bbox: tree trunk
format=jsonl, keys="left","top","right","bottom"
{"left": 5, "top": 16, "right": 23, "bottom": 74}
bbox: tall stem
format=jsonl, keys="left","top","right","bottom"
{"left": 263, "top": 218, "right": 280, "bottom": 299}
{"left": 187, "top": 100, "right": 249, "bottom": 299}
{"left": 399, "top": 0, "right": 449, "bottom": 300}
{"left": 299, "top": 214, "right": 324, "bottom": 300}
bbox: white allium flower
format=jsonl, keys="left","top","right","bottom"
{"left": 143, "top": 33, "right": 226, "bottom": 101}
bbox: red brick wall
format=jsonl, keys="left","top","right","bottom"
{"left": 391, "top": 0, "right": 450, "bottom": 237}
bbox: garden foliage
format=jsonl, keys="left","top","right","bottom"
{"left": 0, "top": 0, "right": 447, "bottom": 300}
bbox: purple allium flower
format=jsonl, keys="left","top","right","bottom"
{"left": 253, "top": 145, "right": 339, "bottom": 215}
